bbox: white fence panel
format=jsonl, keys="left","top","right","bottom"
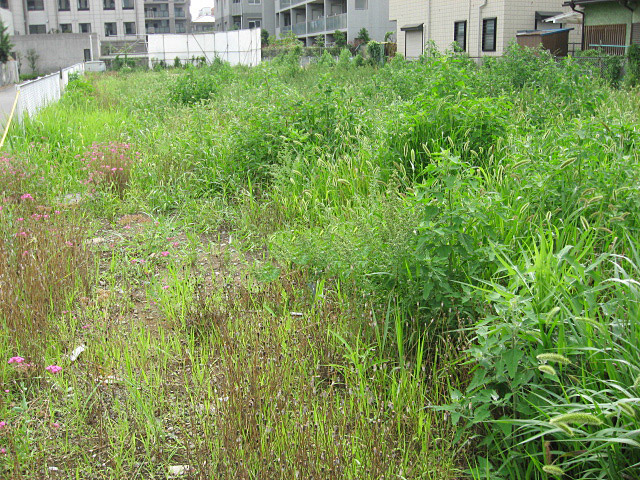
{"left": 147, "top": 29, "right": 261, "bottom": 67}
{"left": 60, "top": 62, "right": 86, "bottom": 91}
{"left": 15, "top": 74, "right": 61, "bottom": 122}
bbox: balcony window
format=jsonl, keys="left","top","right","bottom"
{"left": 125, "top": 22, "right": 136, "bottom": 34}
{"left": 103, "top": 0, "right": 115, "bottom": 10}
{"left": 27, "top": 0, "right": 44, "bottom": 11}
{"left": 78, "top": 0, "right": 89, "bottom": 10}
{"left": 123, "top": 0, "right": 134, "bottom": 9}
{"left": 454, "top": 21, "right": 466, "bottom": 51}
{"left": 29, "top": 24, "right": 46, "bottom": 34}
{"left": 175, "top": 7, "right": 185, "bottom": 18}
{"left": 248, "top": 0, "right": 260, "bottom": 4}
{"left": 80, "top": 23, "right": 91, "bottom": 33}
{"left": 233, "top": 0, "right": 239, "bottom": 3}
{"left": 105, "top": 22, "right": 117, "bottom": 36}
{"left": 0, "top": 0, "right": 7, "bottom": 8}
{"left": 58, "top": 0, "right": 70, "bottom": 11}
{"left": 176, "top": 22, "right": 186, "bottom": 33}
{"left": 482, "top": 18, "right": 496, "bottom": 52}
{"left": 248, "top": 19, "right": 260, "bottom": 28}
{"left": 61, "top": 23, "right": 72, "bottom": 32}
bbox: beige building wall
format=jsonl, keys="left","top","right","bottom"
{"left": 390, "top": 0, "right": 581, "bottom": 58}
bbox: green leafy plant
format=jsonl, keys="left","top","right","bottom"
{"left": 0, "top": 20, "right": 13, "bottom": 63}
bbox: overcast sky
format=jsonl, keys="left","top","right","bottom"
{"left": 190, "top": 0, "right": 214, "bottom": 19}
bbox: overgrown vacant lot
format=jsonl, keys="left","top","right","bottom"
{"left": 1, "top": 48, "right": 640, "bottom": 479}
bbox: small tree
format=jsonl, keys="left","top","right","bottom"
{"left": 261, "top": 28, "right": 269, "bottom": 46}
{"left": 355, "top": 27, "right": 370, "bottom": 44}
{"left": 26, "top": 48, "right": 39, "bottom": 74}
{"left": 333, "top": 30, "right": 347, "bottom": 48}
{"left": 0, "top": 20, "right": 13, "bottom": 63}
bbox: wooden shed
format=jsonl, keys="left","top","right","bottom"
{"left": 516, "top": 28, "right": 574, "bottom": 56}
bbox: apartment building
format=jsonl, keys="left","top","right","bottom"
{"left": 4, "top": 0, "right": 189, "bottom": 40}
{"left": 389, "top": 0, "right": 581, "bottom": 58}
{"left": 275, "top": 0, "right": 395, "bottom": 46}
{"left": 213, "top": 0, "right": 269, "bottom": 32}
{"left": 144, "top": 0, "right": 190, "bottom": 34}
{"left": 192, "top": 6, "right": 215, "bottom": 32}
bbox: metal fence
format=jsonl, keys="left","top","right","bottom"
{"left": 14, "top": 62, "right": 86, "bottom": 122}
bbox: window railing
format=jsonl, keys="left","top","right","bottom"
{"left": 308, "top": 17, "right": 325, "bottom": 34}
{"left": 292, "top": 22, "right": 306, "bottom": 35}
{"left": 326, "top": 13, "right": 346, "bottom": 30}
{"left": 145, "top": 10, "right": 169, "bottom": 17}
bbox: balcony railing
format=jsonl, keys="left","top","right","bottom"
{"left": 175, "top": 11, "right": 186, "bottom": 17}
{"left": 281, "top": 24, "right": 291, "bottom": 33}
{"left": 280, "top": 0, "right": 291, "bottom": 7}
{"left": 292, "top": 22, "right": 306, "bottom": 35}
{"left": 326, "top": 12, "right": 346, "bottom": 30}
{"left": 307, "top": 17, "right": 325, "bottom": 34}
{"left": 145, "top": 10, "right": 169, "bottom": 17}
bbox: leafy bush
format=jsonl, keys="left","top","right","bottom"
{"left": 169, "top": 61, "right": 232, "bottom": 104}
{"left": 627, "top": 44, "right": 640, "bottom": 87}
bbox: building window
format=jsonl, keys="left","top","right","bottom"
{"left": 105, "top": 22, "right": 117, "bottom": 36}
{"left": 248, "top": 19, "right": 260, "bottom": 29}
{"left": 124, "top": 22, "right": 136, "bottom": 34}
{"left": 122, "top": 0, "right": 134, "bottom": 9}
{"left": 103, "top": 0, "right": 115, "bottom": 10}
{"left": 355, "top": 0, "right": 367, "bottom": 10}
{"left": 0, "top": 0, "right": 7, "bottom": 8}
{"left": 61, "top": 23, "right": 72, "bottom": 33}
{"left": 27, "top": 0, "right": 44, "bottom": 11}
{"left": 453, "top": 21, "right": 466, "bottom": 51}
{"left": 29, "top": 24, "right": 46, "bottom": 34}
{"left": 80, "top": 23, "right": 91, "bottom": 33}
{"left": 232, "top": 0, "right": 239, "bottom": 3}
{"left": 58, "top": 0, "right": 70, "bottom": 11}
{"left": 482, "top": 18, "right": 497, "bottom": 52}
{"left": 175, "top": 7, "right": 185, "bottom": 18}
{"left": 176, "top": 22, "right": 186, "bottom": 33}
{"left": 78, "top": 0, "right": 89, "bottom": 10}
{"left": 247, "top": 0, "right": 260, "bottom": 4}
{"left": 84, "top": 48, "right": 91, "bottom": 61}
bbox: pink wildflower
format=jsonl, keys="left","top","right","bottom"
{"left": 0, "top": 448, "right": 6, "bottom": 454}
{"left": 65, "top": 241, "right": 74, "bottom": 247}
{"left": 160, "top": 251, "right": 169, "bottom": 257}
{"left": 162, "top": 285, "right": 169, "bottom": 290}
{"left": 8, "top": 356, "right": 24, "bottom": 364}
{"left": 81, "top": 325, "right": 91, "bottom": 329}
{"left": 20, "top": 193, "right": 33, "bottom": 200}
{"left": 171, "top": 242, "right": 179, "bottom": 248}
{"left": 45, "top": 365, "right": 62, "bottom": 374}
{"left": 0, "top": 421, "right": 6, "bottom": 429}
{"left": 52, "top": 422, "right": 60, "bottom": 429}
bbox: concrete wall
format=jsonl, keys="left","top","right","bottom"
{"left": 390, "top": 0, "right": 580, "bottom": 58}
{"left": 12, "top": 33, "right": 99, "bottom": 74}
{"left": 346, "top": 0, "right": 395, "bottom": 43}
